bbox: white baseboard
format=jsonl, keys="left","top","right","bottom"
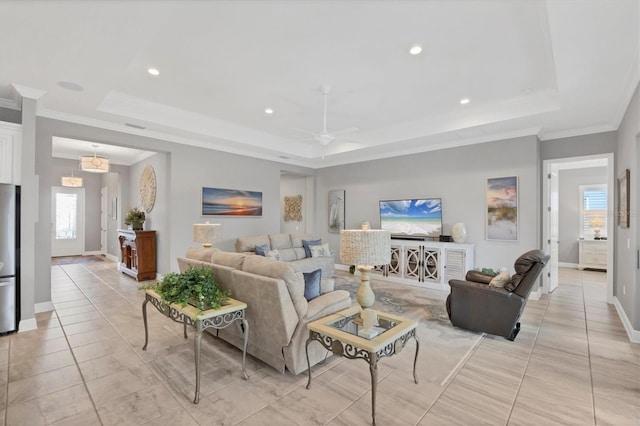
{"left": 84, "top": 250, "right": 102, "bottom": 256}
{"left": 105, "top": 253, "right": 119, "bottom": 262}
{"left": 528, "top": 288, "right": 541, "bottom": 300}
{"left": 558, "top": 262, "right": 578, "bottom": 269}
{"left": 613, "top": 297, "right": 640, "bottom": 343}
{"left": 35, "top": 301, "right": 54, "bottom": 313}
{"left": 18, "top": 318, "right": 37, "bottom": 332}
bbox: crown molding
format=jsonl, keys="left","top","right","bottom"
{"left": 0, "top": 97, "right": 20, "bottom": 110}
{"left": 540, "top": 123, "right": 618, "bottom": 141}
{"left": 11, "top": 84, "right": 46, "bottom": 100}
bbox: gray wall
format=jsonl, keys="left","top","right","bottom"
{"left": 558, "top": 167, "right": 607, "bottom": 264}
{"left": 128, "top": 153, "right": 170, "bottom": 272}
{"left": 103, "top": 165, "right": 128, "bottom": 259}
{"left": 316, "top": 135, "right": 542, "bottom": 271}
{"left": 541, "top": 131, "right": 617, "bottom": 160}
{"left": 615, "top": 83, "right": 639, "bottom": 330}
{"left": 0, "top": 107, "right": 21, "bottom": 124}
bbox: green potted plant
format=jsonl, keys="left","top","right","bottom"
{"left": 124, "top": 207, "right": 146, "bottom": 230}
{"left": 150, "top": 267, "right": 230, "bottom": 313}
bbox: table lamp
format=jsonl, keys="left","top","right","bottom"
{"left": 340, "top": 226, "right": 391, "bottom": 320}
{"left": 193, "top": 222, "right": 222, "bottom": 247}
{"left": 589, "top": 217, "right": 604, "bottom": 239}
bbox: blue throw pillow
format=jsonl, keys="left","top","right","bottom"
{"left": 303, "top": 269, "right": 322, "bottom": 301}
{"left": 255, "top": 244, "right": 270, "bottom": 256}
{"left": 302, "top": 239, "right": 321, "bottom": 258}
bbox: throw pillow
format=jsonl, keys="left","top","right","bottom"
{"left": 302, "top": 239, "right": 321, "bottom": 258}
{"left": 489, "top": 269, "right": 510, "bottom": 288}
{"left": 303, "top": 269, "right": 322, "bottom": 301}
{"left": 255, "top": 244, "right": 270, "bottom": 256}
{"left": 265, "top": 249, "right": 281, "bottom": 261}
{"left": 309, "top": 243, "right": 331, "bottom": 258}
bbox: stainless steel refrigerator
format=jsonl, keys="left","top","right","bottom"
{"left": 0, "top": 184, "right": 19, "bottom": 334}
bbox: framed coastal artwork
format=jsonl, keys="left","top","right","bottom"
{"left": 201, "top": 187, "right": 262, "bottom": 216}
{"left": 617, "top": 169, "right": 630, "bottom": 228}
{"left": 486, "top": 176, "right": 518, "bottom": 241}
{"left": 328, "top": 190, "right": 345, "bottom": 233}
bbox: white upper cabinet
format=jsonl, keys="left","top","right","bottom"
{"left": 0, "top": 121, "right": 22, "bottom": 185}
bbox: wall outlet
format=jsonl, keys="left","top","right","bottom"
{"left": 628, "top": 238, "right": 631, "bottom": 249}
{"left": 623, "top": 285, "right": 626, "bottom": 295}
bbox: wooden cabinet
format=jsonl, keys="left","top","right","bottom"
{"left": 373, "top": 240, "right": 474, "bottom": 291}
{"left": 0, "top": 121, "right": 22, "bottom": 184}
{"left": 578, "top": 240, "right": 607, "bottom": 271}
{"left": 118, "top": 230, "right": 156, "bottom": 281}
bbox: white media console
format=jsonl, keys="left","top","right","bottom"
{"left": 372, "top": 239, "right": 475, "bottom": 291}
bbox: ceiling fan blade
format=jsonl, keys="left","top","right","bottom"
{"left": 332, "top": 127, "right": 359, "bottom": 136}
{"left": 291, "top": 127, "right": 320, "bottom": 137}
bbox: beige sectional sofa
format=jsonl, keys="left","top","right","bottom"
{"left": 177, "top": 247, "right": 351, "bottom": 375}
{"left": 235, "top": 233, "right": 335, "bottom": 277}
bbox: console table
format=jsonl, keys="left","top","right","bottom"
{"left": 305, "top": 306, "right": 419, "bottom": 425}
{"left": 373, "top": 240, "right": 474, "bottom": 291}
{"left": 141, "top": 290, "right": 249, "bottom": 403}
{"left": 118, "top": 229, "right": 156, "bottom": 281}
{"left": 577, "top": 239, "right": 607, "bottom": 270}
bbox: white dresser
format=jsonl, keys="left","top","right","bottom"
{"left": 577, "top": 240, "right": 607, "bottom": 270}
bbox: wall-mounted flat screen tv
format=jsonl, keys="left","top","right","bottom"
{"left": 379, "top": 198, "right": 442, "bottom": 238}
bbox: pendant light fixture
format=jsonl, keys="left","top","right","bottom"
{"left": 61, "top": 169, "right": 83, "bottom": 187}
{"left": 80, "top": 144, "right": 110, "bottom": 173}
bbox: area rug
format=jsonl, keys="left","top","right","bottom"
{"left": 333, "top": 270, "right": 484, "bottom": 386}
{"left": 51, "top": 255, "right": 105, "bottom": 266}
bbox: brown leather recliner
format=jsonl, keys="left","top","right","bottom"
{"left": 446, "top": 249, "right": 550, "bottom": 341}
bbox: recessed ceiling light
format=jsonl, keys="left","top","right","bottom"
{"left": 264, "top": 108, "right": 274, "bottom": 115}
{"left": 460, "top": 98, "right": 470, "bottom": 105}
{"left": 58, "top": 81, "right": 84, "bottom": 92}
{"left": 147, "top": 68, "right": 160, "bottom": 76}
{"left": 409, "top": 45, "right": 423, "bottom": 55}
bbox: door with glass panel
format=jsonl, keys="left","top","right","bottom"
{"left": 51, "top": 186, "right": 85, "bottom": 256}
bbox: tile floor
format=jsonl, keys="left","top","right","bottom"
{"left": 0, "top": 262, "right": 638, "bottom": 425}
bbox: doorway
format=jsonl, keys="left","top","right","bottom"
{"left": 51, "top": 186, "right": 85, "bottom": 257}
{"left": 542, "top": 153, "right": 614, "bottom": 303}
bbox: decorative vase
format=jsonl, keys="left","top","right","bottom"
{"left": 131, "top": 221, "right": 144, "bottom": 231}
{"left": 451, "top": 222, "right": 467, "bottom": 243}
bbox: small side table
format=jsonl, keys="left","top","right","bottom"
{"left": 305, "top": 306, "right": 419, "bottom": 425}
{"left": 142, "top": 290, "right": 249, "bottom": 403}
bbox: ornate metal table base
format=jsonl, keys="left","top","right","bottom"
{"left": 305, "top": 328, "right": 419, "bottom": 425}
{"left": 142, "top": 292, "right": 249, "bottom": 404}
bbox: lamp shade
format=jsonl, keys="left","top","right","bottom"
{"left": 61, "top": 176, "right": 83, "bottom": 187}
{"left": 80, "top": 154, "right": 110, "bottom": 173}
{"left": 340, "top": 229, "right": 391, "bottom": 266}
{"left": 589, "top": 217, "right": 605, "bottom": 228}
{"left": 193, "top": 222, "right": 222, "bottom": 247}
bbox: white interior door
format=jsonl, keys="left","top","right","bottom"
{"left": 101, "top": 187, "right": 108, "bottom": 256}
{"left": 51, "top": 186, "right": 85, "bottom": 257}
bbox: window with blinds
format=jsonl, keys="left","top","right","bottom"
{"left": 580, "top": 185, "right": 607, "bottom": 238}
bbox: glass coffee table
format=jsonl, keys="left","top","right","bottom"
{"left": 305, "top": 306, "right": 419, "bottom": 425}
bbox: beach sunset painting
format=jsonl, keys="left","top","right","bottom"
{"left": 202, "top": 187, "right": 262, "bottom": 216}
{"left": 486, "top": 176, "right": 518, "bottom": 240}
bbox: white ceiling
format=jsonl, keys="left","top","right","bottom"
{"left": 1, "top": 1, "right": 638, "bottom": 168}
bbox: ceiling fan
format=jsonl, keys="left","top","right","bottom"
{"left": 293, "top": 84, "right": 358, "bottom": 146}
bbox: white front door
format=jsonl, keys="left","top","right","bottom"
{"left": 51, "top": 186, "right": 85, "bottom": 257}
{"left": 101, "top": 187, "right": 108, "bottom": 256}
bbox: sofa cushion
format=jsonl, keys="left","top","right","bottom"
{"left": 293, "top": 247, "right": 307, "bottom": 260}
{"left": 302, "top": 239, "right": 321, "bottom": 258}
{"left": 278, "top": 248, "right": 298, "bottom": 262}
{"left": 211, "top": 251, "right": 246, "bottom": 270}
{"left": 303, "top": 269, "right": 322, "bottom": 301}
{"left": 290, "top": 233, "right": 313, "bottom": 248}
{"left": 185, "top": 247, "right": 220, "bottom": 262}
{"left": 235, "top": 234, "right": 270, "bottom": 253}
{"left": 269, "top": 233, "right": 293, "bottom": 250}
{"left": 242, "top": 255, "right": 308, "bottom": 319}
{"left": 255, "top": 244, "right": 270, "bottom": 256}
